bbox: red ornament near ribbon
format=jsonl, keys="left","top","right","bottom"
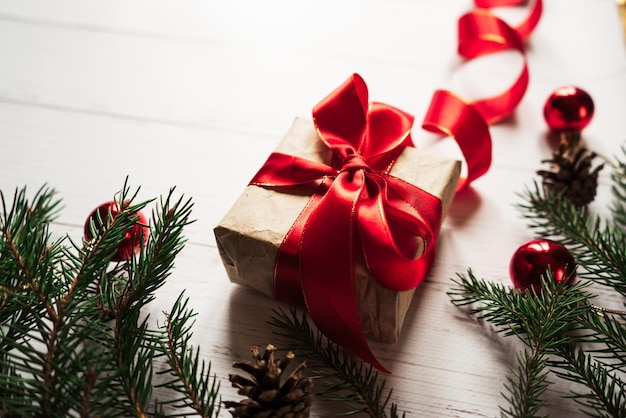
{"left": 251, "top": 74, "right": 443, "bottom": 372}
{"left": 423, "top": 0, "right": 542, "bottom": 189}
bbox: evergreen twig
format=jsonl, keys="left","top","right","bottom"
{"left": 449, "top": 147, "right": 626, "bottom": 417}
{"left": 500, "top": 349, "right": 550, "bottom": 418}
{"left": 0, "top": 182, "right": 220, "bottom": 417}
{"left": 550, "top": 343, "right": 626, "bottom": 418}
{"left": 269, "top": 306, "right": 406, "bottom": 418}
{"left": 449, "top": 270, "right": 626, "bottom": 417}
{"left": 157, "top": 292, "right": 221, "bottom": 417}
{"left": 575, "top": 310, "right": 626, "bottom": 369}
{"left": 449, "top": 271, "right": 588, "bottom": 418}
{"left": 518, "top": 182, "right": 626, "bottom": 296}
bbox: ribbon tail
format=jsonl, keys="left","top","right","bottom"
{"left": 299, "top": 171, "right": 390, "bottom": 373}
{"left": 273, "top": 180, "right": 333, "bottom": 307}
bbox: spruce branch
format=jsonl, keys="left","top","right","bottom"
{"left": 157, "top": 292, "right": 221, "bottom": 417}
{"left": 269, "top": 306, "right": 406, "bottom": 418}
{"left": 0, "top": 185, "right": 62, "bottom": 329}
{"left": 518, "top": 182, "right": 626, "bottom": 297}
{"left": 107, "top": 185, "right": 196, "bottom": 417}
{"left": 449, "top": 269, "right": 589, "bottom": 344}
{"left": 0, "top": 185, "right": 110, "bottom": 416}
{"left": 449, "top": 263, "right": 626, "bottom": 415}
{"left": 500, "top": 350, "right": 550, "bottom": 418}
{"left": 449, "top": 271, "right": 594, "bottom": 418}
{"left": 549, "top": 343, "right": 626, "bottom": 418}
{"left": 0, "top": 183, "right": 220, "bottom": 417}
{"left": 449, "top": 146, "right": 626, "bottom": 417}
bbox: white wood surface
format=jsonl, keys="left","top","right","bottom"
{"left": 1, "top": 1, "right": 625, "bottom": 416}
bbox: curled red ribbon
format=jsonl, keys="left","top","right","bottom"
{"left": 251, "top": 74, "right": 443, "bottom": 372}
{"left": 423, "top": 0, "right": 542, "bottom": 189}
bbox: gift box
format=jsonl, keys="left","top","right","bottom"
{"left": 215, "top": 74, "right": 461, "bottom": 370}
{"left": 215, "top": 117, "right": 460, "bottom": 341}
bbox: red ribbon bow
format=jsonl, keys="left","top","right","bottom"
{"left": 251, "top": 74, "right": 443, "bottom": 372}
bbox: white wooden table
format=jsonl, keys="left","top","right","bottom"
{"left": 1, "top": 1, "right": 625, "bottom": 416}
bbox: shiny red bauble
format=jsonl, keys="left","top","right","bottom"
{"left": 84, "top": 201, "right": 148, "bottom": 261}
{"left": 543, "top": 86, "right": 594, "bottom": 132}
{"left": 509, "top": 239, "right": 576, "bottom": 293}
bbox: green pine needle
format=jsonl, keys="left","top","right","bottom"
{"left": 450, "top": 146, "right": 626, "bottom": 417}
{"left": 157, "top": 292, "right": 221, "bottom": 417}
{"left": 576, "top": 309, "right": 626, "bottom": 366}
{"left": 518, "top": 181, "right": 626, "bottom": 297}
{"left": 450, "top": 271, "right": 590, "bottom": 417}
{"left": 500, "top": 349, "right": 550, "bottom": 418}
{"left": 269, "top": 306, "right": 406, "bottom": 418}
{"left": 0, "top": 181, "right": 220, "bottom": 417}
{"left": 550, "top": 343, "right": 626, "bottom": 418}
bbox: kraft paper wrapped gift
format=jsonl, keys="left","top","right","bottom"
{"left": 214, "top": 117, "right": 460, "bottom": 343}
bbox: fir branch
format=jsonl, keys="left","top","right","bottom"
{"left": 114, "top": 188, "right": 194, "bottom": 315}
{"left": 549, "top": 344, "right": 626, "bottom": 418}
{"left": 157, "top": 293, "right": 221, "bottom": 417}
{"left": 449, "top": 269, "right": 589, "bottom": 346}
{"left": 107, "top": 185, "right": 195, "bottom": 417}
{"left": 575, "top": 309, "right": 626, "bottom": 370}
{"left": 0, "top": 185, "right": 63, "bottom": 323}
{"left": 500, "top": 350, "right": 550, "bottom": 418}
{"left": 269, "top": 306, "right": 406, "bottom": 418}
{"left": 447, "top": 270, "right": 528, "bottom": 338}
{"left": 518, "top": 182, "right": 626, "bottom": 297}
{"left": 452, "top": 145, "right": 626, "bottom": 417}
{"left": 449, "top": 271, "right": 591, "bottom": 417}
{"left": 0, "top": 185, "right": 111, "bottom": 416}
{"left": 113, "top": 308, "right": 155, "bottom": 417}
{"left": 0, "top": 182, "right": 219, "bottom": 417}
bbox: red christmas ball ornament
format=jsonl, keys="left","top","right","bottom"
{"left": 543, "top": 86, "right": 594, "bottom": 132}
{"left": 84, "top": 201, "right": 148, "bottom": 261}
{"left": 509, "top": 239, "right": 576, "bottom": 293}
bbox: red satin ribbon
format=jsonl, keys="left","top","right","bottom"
{"left": 423, "top": 0, "right": 542, "bottom": 190}
{"left": 251, "top": 74, "right": 442, "bottom": 372}
{"left": 249, "top": 0, "right": 542, "bottom": 373}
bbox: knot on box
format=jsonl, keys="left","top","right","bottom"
{"left": 339, "top": 152, "right": 371, "bottom": 174}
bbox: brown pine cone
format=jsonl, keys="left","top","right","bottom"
{"left": 224, "top": 345, "right": 313, "bottom": 418}
{"left": 537, "top": 143, "right": 604, "bottom": 206}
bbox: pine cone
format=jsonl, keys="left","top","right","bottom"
{"left": 537, "top": 143, "right": 604, "bottom": 206}
{"left": 224, "top": 344, "right": 313, "bottom": 418}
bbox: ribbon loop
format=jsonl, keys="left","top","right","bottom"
{"left": 313, "top": 74, "right": 369, "bottom": 158}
